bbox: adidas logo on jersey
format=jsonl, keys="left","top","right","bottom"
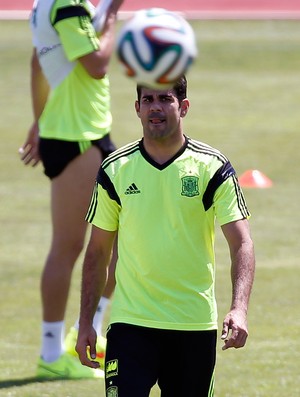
{"left": 125, "top": 183, "right": 141, "bottom": 195}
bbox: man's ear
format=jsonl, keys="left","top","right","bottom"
{"left": 135, "top": 101, "right": 141, "bottom": 118}
{"left": 180, "top": 98, "right": 190, "bottom": 118}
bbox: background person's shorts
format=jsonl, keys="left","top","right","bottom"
{"left": 39, "top": 134, "right": 116, "bottom": 179}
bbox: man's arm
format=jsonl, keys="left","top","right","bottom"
{"left": 78, "top": 0, "right": 123, "bottom": 79}
{"left": 221, "top": 218, "right": 255, "bottom": 350}
{"left": 30, "top": 48, "right": 50, "bottom": 121}
{"left": 76, "top": 225, "right": 116, "bottom": 368}
{"left": 19, "top": 48, "right": 50, "bottom": 166}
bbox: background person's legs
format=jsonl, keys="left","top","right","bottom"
{"left": 39, "top": 147, "right": 114, "bottom": 378}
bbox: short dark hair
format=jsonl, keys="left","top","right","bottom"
{"left": 136, "top": 75, "right": 187, "bottom": 104}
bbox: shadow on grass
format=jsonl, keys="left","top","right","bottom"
{"left": 0, "top": 376, "right": 75, "bottom": 389}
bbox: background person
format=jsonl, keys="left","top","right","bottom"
{"left": 19, "top": 0, "right": 123, "bottom": 379}
{"left": 76, "top": 76, "right": 256, "bottom": 396}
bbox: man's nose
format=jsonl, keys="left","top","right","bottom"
{"left": 150, "top": 100, "right": 162, "bottom": 111}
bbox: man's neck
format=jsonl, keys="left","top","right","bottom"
{"left": 143, "top": 133, "right": 186, "bottom": 165}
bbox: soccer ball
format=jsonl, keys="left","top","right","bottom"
{"left": 116, "top": 8, "right": 197, "bottom": 88}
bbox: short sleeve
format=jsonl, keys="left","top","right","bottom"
{"left": 86, "top": 182, "right": 120, "bottom": 232}
{"left": 54, "top": 13, "right": 99, "bottom": 61}
{"left": 214, "top": 175, "right": 250, "bottom": 225}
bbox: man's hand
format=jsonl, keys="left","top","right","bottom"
{"left": 19, "top": 121, "right": 40, "bottom": 167}
{"left": 221, "top": 309, "right": 248, "bottom": 350}
{"left": 76, "top": 326, "right": 101, "bottom": 369}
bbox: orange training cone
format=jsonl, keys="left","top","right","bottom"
{"left": 238, "top": 169, "right": 273, "bottom": 188}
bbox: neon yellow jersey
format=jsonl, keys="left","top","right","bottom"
{"left": 86, "top": 136, "right": 250, "bottom": 331}
{"left": 39, "top": 64, "right": 111, "bottom": 140}
{"left": 30, "top": 0, "right": 112, "bottom": 141}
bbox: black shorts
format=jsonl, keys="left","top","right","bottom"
{"left": 105, "top": 323, "right": 216, "bottom": 397}
{"left": 39, "top": 134, "right": 116, "bottom": 179}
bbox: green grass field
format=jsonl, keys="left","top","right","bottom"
{"left": 0, "top": 19, "right": 300, "bottom": 397}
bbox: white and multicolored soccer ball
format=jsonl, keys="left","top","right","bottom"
{"left": 116, "top": 8, "right": 198, "bottom": 88}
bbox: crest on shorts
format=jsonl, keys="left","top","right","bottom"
{"left": 106, "top": 359, "right": 118, "bottom": 378}
{"left": 181, "top": 176, "right": 199, "bottom": 197}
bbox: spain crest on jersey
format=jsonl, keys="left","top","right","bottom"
{"left": 181, "top": 176, "right": 199, "bottom": 197}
